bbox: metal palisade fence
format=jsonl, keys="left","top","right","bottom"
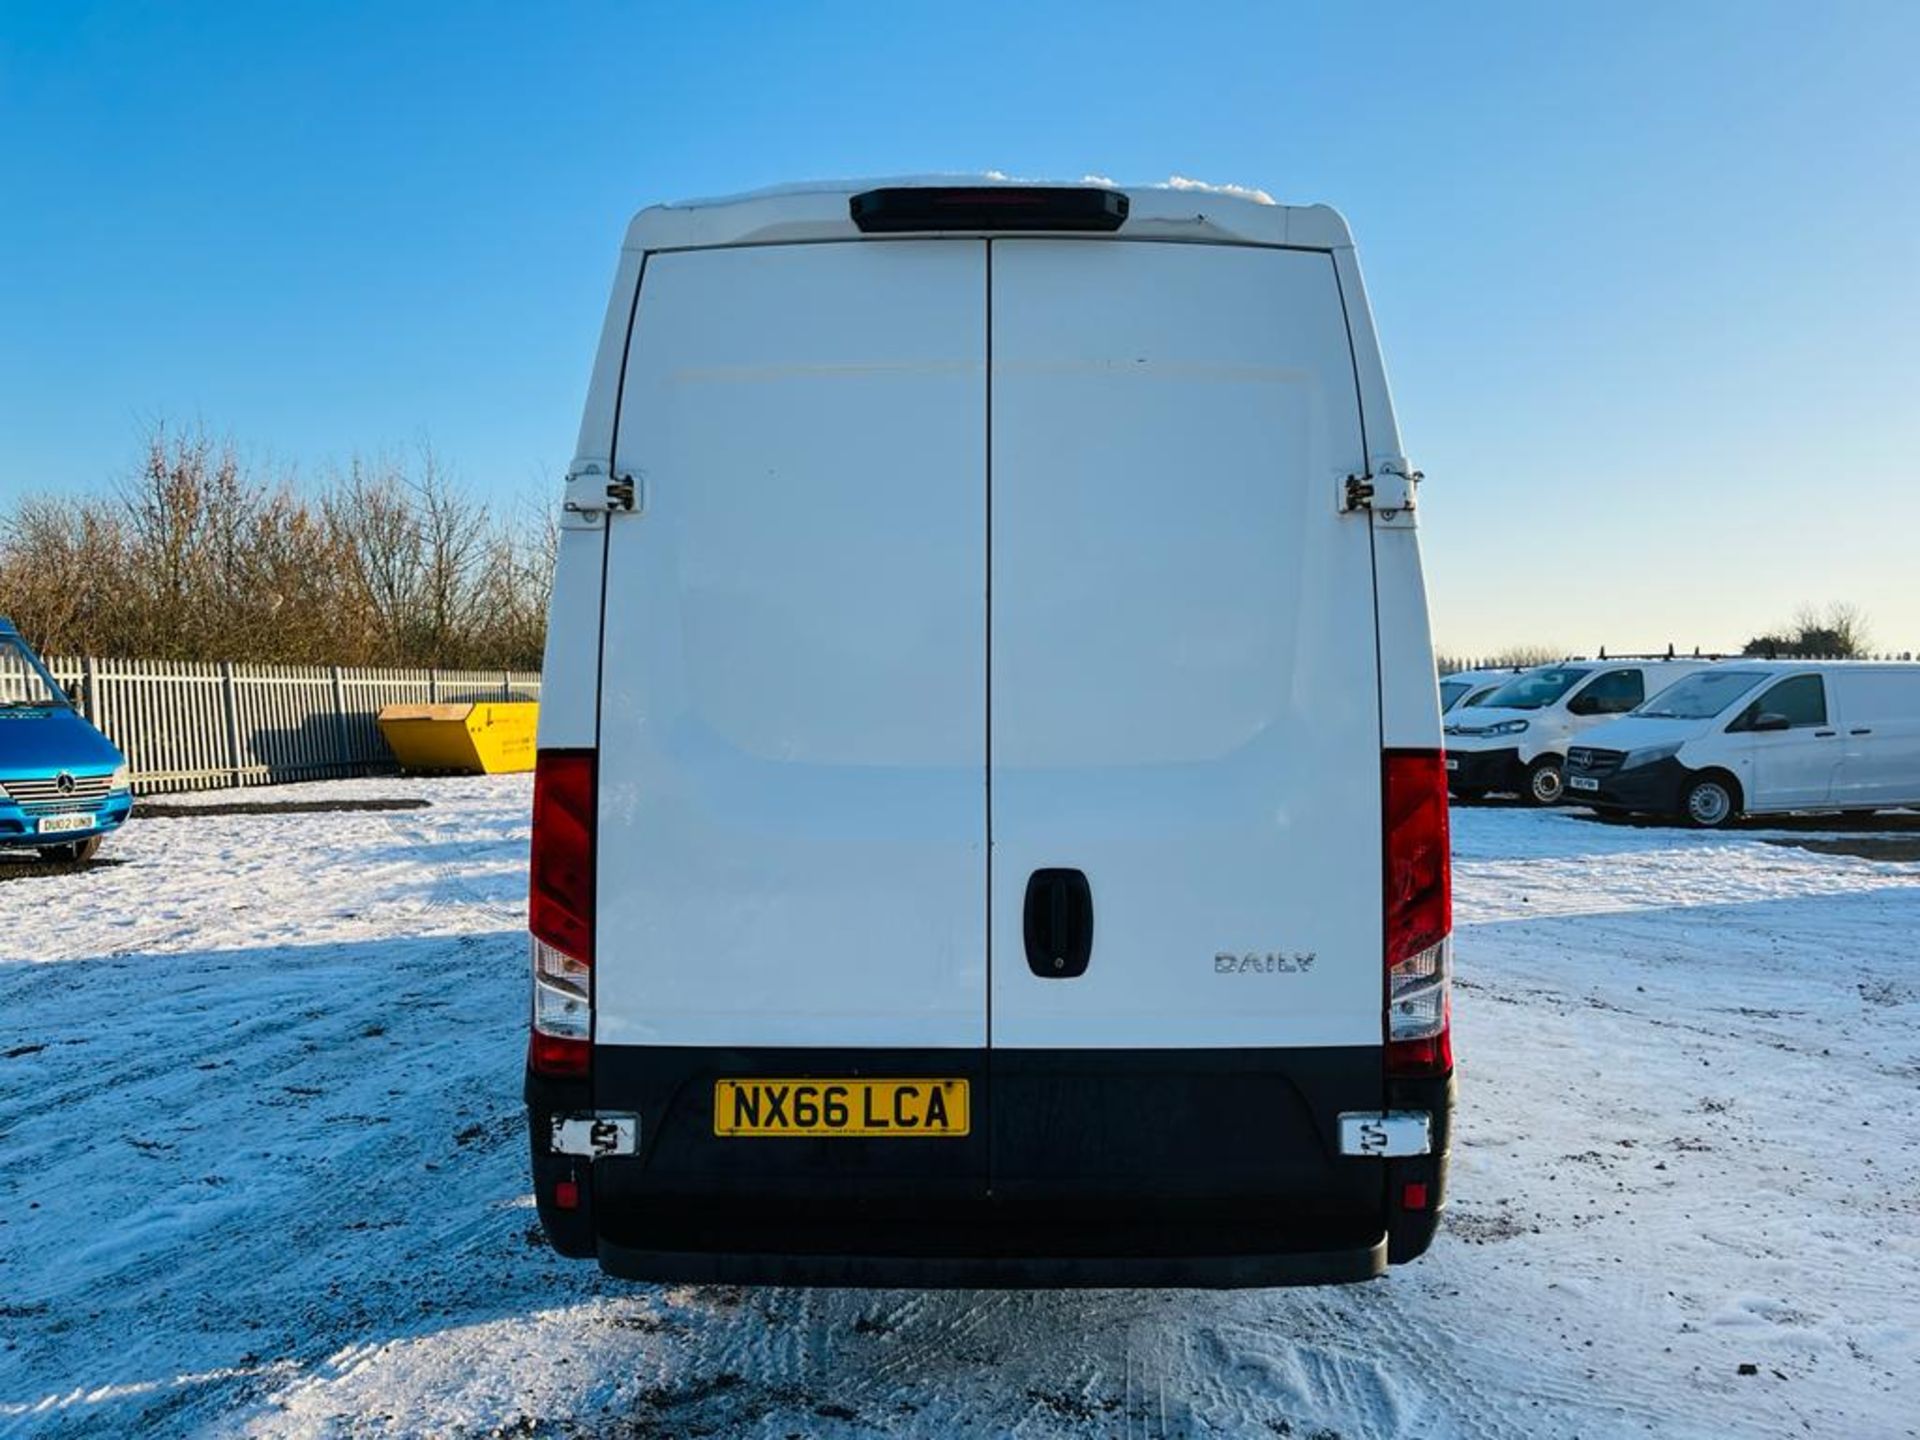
{"left": 41, "top": 657, "right": 542, "bottom": 795}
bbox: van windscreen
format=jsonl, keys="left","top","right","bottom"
{"left": 1636, "top": 670, "right": 1769, "bottom": 719}
{"left": 0, "top": 638, "right": 70, "bottom": 709}
{"left": 1482, "top": 668, "right": 1590, "bottom": 710}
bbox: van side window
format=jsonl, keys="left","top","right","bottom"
{"left": 1733, "top": 675, "right": 1827, "bottom": 730}
{"left": 1568, "top": 668, "right": 1644, "bottom": 716}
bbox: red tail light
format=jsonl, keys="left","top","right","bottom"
{"left": 529, "top": 750, "right": 595, "bottom": 1078}
{"left": 531, "top": 750, "right": 595, "bottom": 964}
{"left": 1383, "top": 750, "right": 1453, "bottom": 1077}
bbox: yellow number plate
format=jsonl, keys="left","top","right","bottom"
{"left": 713, "top": 1079, "right": 970, "bottom": 1138}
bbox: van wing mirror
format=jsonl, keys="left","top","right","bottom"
{"left": 1749, "top": 713, "right": 1790, "bottom": 733}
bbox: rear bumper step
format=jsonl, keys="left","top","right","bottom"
{"left": 598, "top": 1217, "right": 1387, "bottom": 1289}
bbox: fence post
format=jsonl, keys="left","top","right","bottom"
{"left": 219, "top": 662, "right": 242, "bottom": 788}
{"left": 82, "top": 656, "right": 100, "bottom": 727}
{"left": 428, "top": 669, "right": 439, "bottom": 704}
{"left": 330, "top": 666, "right": 353, "bottom": 776}
{"left": 502, "top": 669, "right": 511, "bottom": 701}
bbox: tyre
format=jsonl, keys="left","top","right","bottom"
{"left": 1680, "top": 775, "right": 1739, "bottom": 830}
{"left": 36, "top": 835, "right": 103, "bottom": 864}
{"left": 1449, "top": 788, "right": 1489, "bottom": 804}
{"left": 1524, "top": 757, "right": 1564, "bottom": 806}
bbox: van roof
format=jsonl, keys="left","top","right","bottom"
{"left": 623, "top": 177, "right": 1354, "bottom": 254}
{"left": 1697, "top": 658, "right": 1920, "bottom": 673}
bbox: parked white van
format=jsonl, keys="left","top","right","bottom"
{"left": 1565, "top": 661, "right": 1920, "bottom": 827}
{"left": 1439, "top": 667, "right": 1523, "bottom": 715}
{"left": 524, "top": 180, "right": 1454, "bottom": 1287}
{"left": 1444, "top": 658, "right": 1714, "bottom": 804}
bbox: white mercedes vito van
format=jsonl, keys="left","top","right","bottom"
{"left": 1444, "top": 658, "right": 1714, "bottom": 805}
{"left": 525, "top": 180, "right": 1453, "bottom": 1287}
{"left": 1565, "top": 661, "right": 1920, "bottom": 827}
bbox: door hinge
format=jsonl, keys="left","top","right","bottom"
{"left": 563, "top": 460, "right": 641, "bottom": 519}
{"left": 1339, "top": 459, "right": 1421, "bottom": 525}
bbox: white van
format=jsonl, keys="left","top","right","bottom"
{"left": 1444, "top": 658, "right": 1714, "bottom": 804}
{"left": 524, "top": 180, "right": 1453, "bottom": 1288}
{"left": 1439, "top": 667, "right": 1523, "bottom": 715}
{"left": 1565, "top": 661, "right": 1920, "bottom": 827}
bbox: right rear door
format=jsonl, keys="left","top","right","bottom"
{"left": 988, "top": 241, "right": 1383, "bottom": 1053}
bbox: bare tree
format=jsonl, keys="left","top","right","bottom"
{"left": 0, "top": 423, "right": 557, "bottom": 668}
{"left": 0, "top": 498, "right": 133, "bottom": 654}
{"left": 327, "top": 455, "right": 429, "bottom": 664}
{"left": 411, "top": 449, "right": 492, "bottom": 666}
{"left": 1743, "top": 602, "right": 1872, "bottom": 659}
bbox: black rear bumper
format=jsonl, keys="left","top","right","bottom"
{"left": 527, "top": 1046, "right": 1451, "bottom": 1288}
{"left": 597, "top": 1212, "right": 1387, "bottom": 1288}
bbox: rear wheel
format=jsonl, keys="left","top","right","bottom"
{"left": 1449, "top": 787, "right": 1488, "bottom": 804}
{"left": 1525, "top": 758, "right": 1564, "bottom": 806}
{"left": 36, "top": 836, "right": 103, "bottom": 864}
{"left": 1681, "top": 775, "right": 1739, "bottom": 829}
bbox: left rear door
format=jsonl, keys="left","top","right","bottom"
{"left": 594, "top": 240, "right": 989, "bottom": 1050}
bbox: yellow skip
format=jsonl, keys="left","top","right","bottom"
{"left": 376, "top": 702, "right": 539, "bottom": 775}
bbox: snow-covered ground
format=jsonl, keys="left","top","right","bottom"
{"left": 1, "top": 779, "right": 1915, "bottom": 1439}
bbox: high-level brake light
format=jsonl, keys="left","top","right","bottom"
{"left": 1383, "top": 750, "right": 1453, "bottom": 1077}
{"left": 529, "top": 749, "right": 595, "bottom": 1079}
{"left": 849, "top": 186, "right": 1129, "bottom": 234}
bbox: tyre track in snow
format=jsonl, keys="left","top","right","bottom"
{"left": 0, "top": 779, "right": 560, "bottom": 1437}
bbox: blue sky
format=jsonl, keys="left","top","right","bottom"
{"left": 3, "top": 1, "right": 1916, "bottom": 655}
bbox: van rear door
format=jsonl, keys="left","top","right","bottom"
{"left": 593, "top": 241, "right": 988, "bottom": 1051}
{"left": 986, "top": 241, "right": 1383, "bottom": 1205}
{"left": 988, "top": 241, "right": 1381, "bottom": 1050}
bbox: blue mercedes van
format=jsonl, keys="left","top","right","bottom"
{"left": 0, "top": 620, "right": 132, "bottom": 862}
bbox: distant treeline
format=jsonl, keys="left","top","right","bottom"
{"left": 1440, "top": 605, "right": 1886, "bottom": 676}
{"left": 0, "top": 427, "right": 553, "bottom": 670}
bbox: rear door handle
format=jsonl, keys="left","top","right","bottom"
{"left": 1850, "top": 728, "right": 1872, "bottom": 736}
{"left": 1815, "top": 730, "right": 1836, "bottom": 738}
{"left": 1023, "top": 869, "right": 1093, "bottom": 979}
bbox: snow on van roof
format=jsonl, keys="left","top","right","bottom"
{"left": 623, "top": 175, "right": 1352, "bottom": 253}
{"left": 668, "top": 174, "right": 1279, "bottom": 206}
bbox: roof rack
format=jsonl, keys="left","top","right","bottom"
{"left": 1592, "top": 645, "right": 1735, "bottom": 662}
